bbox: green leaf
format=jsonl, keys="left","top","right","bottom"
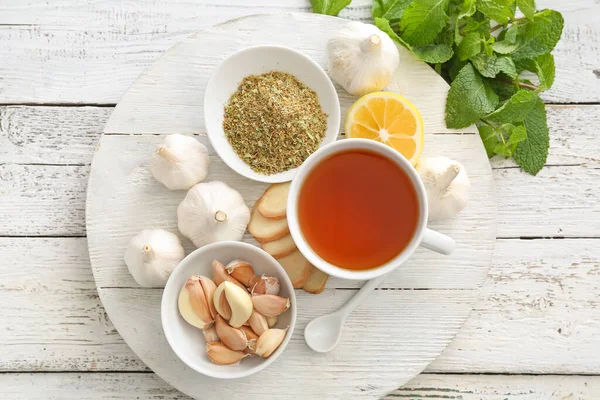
{"left": 485, "top": 89, "right": 537, "bottom": 124}
{"left": 488, "top": 79, "right": 519, "bottom": 101}
{"left": 399, "top": 0, "right": 450, "bottom": 46}
{"left": 457, "top": 0, "right": 477, "bottom": 19}
{"left": 513, "top": 9, "right": 564, "bottom": 60}
{"left": 504, "top": 24, "right": 519, "bottom": 43}
{"left": 508, "top": 124, "right": 527, "bottom": 145}
{"left": 413, "top": 44, "right": 454, "bottom": 63}
{"left": 461, "top": 11, "right": 492, "bottom": 38}
{"left": 495, "top": 56, "right": 518, "bottom": 78}
{"left": 513, "top": 94, "right": 549, "bottom": 175}
{"left": 445, "top": 63, "right": 499, "bottom": 128}
{"left": 310, "top": 0, "right": 352, "bottom": 15}
{"left": 457, "top": 32, "right": 482, "bottom": 60}
{"left": 531, "top": 53, "right": 556, "bottom": 90}
{"left": 516, "top": 0, "right": 536, "bottom": 20}
{"left": 476, "top": 0, "right": 515, "bottom": 24}
{"left": 478, "top": 125, "right": 499, "bottom": 157}
{"left": 375, "top": 17, "right": 413, "bottom": 49}
{"left": 491, "top": 40, "right": 519, "bottom": 54}
{"left": 373, "top": 0, "right": 412, "bottom": 22}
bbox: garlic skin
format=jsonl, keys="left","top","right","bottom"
{"left": 124, "top": 229, "right": 184, "bottom": 287}
{"left": 416, "top": 156, "right": 471, "bottom": 221}
{"left": 177, "top": 181, "right": 251, "bottom": 247}
{"left": 149, "top": 134, "right": 210, "bottom": 190}
{"left": 327, "top": 21, "right": 400, "bottom": 96}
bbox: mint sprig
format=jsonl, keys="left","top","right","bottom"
{"left": 371, "top": 0, "right": 563, "bottom": 175}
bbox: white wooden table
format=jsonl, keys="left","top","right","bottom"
{"left": 0, "top": 1, "right": 598, "bottom": 398}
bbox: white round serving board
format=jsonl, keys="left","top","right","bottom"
{"left": 86, "top": 13, "right": 496, "bottom": 400}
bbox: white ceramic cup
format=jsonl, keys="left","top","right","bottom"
{"left": 287, "top": 138, "right": 455, "bottom": 281}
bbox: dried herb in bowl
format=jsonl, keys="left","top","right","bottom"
{"left": 223, "top": 71, "right": 328, "bottom": 175}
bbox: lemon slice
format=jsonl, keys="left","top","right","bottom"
{"left": 345, "top": 92, "right": 424, "bottom": 165}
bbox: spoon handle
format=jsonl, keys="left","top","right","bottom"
{"left": 338, "top": 275, "right": 386, "bottom": 318}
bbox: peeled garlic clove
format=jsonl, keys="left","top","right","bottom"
{"left": 226, "top": 259, "right": 256, "bottom": 287}
{"left": 178, "top": 276, "right": 214, "bottom": 330}
{"left": 251, "top": 294, "right": 290, "bottom": 317}
{"left": 202, "top": 326, "right": 219, "bottom": 342}
{"left": 266, "top": 315, "right": 278, "bottom": 328}
{"left": 247, "top": 310, "right": 269, "bottom": 336}
{"left": 206, "top": 341, "right": 248, "bottom": 365}
{"left": 212, "top": 260, "right": 247, "bottom": 290}
{"left": 250, "top": 275, "right": 281, "bottom": 295}
{"left": 240, "top": 325, "right": 259, "bottom": 341}
{"left": 255, "top": 328, "right": 288, "bottom": 359}
{"left": 213, "top": 282, "right": 232, "bottom": 320}
{"left": 244, "top": 338, "right": 258, "bottom": 354}
{"left": 214, "top": 315, "right": 248, "bottom": 351}
{"left": 197, "top": 275, "right": 217, "bottom": 319}
{"left": 224, "top": 281, "right": 254, "bottom": 328}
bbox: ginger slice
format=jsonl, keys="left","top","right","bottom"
{"left": 257, "top": 182, "right": 290, "bottom": 220}
{"left": 248, "top": 207, "right": 289, "bottom": 243}
{"left": 262, "top": 235, "right": 297, "bottom": 259}
{"left": 302, "top": 265, "right": 329, "bottom": 294}
{"left": 278, "top": 251, "right": 311, "bottom": 288}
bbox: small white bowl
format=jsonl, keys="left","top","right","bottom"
{"left": 161, "top": 241, "right": 297, "bottom": 379}
{"left": 204, "top": 45, "right": 341, "bottom": 183}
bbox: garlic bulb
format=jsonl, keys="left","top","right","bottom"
{"left": 327, "top": 21, "right": 400, "bottom": 96}
{"left": 416, "top": 156, "right": 471, "bottom": 221}
{"left": 149, "top": 134, "right": 210, "bottom": 190}
{"left": 177, "top": 181, "right": 251, "bottom": 247}
{"left": 124, "top": 229, "right": 185, "bottom": 287}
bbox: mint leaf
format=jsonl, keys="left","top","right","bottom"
{"left": 375, "top": 17, "right": 413, "bottom": 49}
{"left": 457, "top": 32, "right": 482, "bottom": 60}
{"left": 495, "top": 56, "right": 518, "bottom": 78}
{"left": 504, "top": 24, "right": 519, "bottom": 43}
{"left": 488, "top": 79, "right": 519, "bottom": 101}
{"left": 476, "top": 0, "right": 515, "bottom": 24}
{"left": 310, "top": 0, "right": 352, "bottom": 15}
{"left": 513, "top": 9, "right": 564, "bottom": 60}
{"left": 516, "top": 0, "right": 536, "bottom": 20}
{"left": 485, "top": 89, "right": 537, "bottom": 123}
{"left": 399, "top": 0, "right": 450, "bottom": 46}
{"left": 508, "top": 124, "right": 527, "bottom": 145}
{"left": 478, "top": 125, "right": 499, "bottom": 157}
{"left": 532, "top": 53, "right": 555, "bottom": 90}
{"left": 493, "top": 124, "right": 527, "bottom": 157}
{"left": 373, "top": 0, "right": 412, "bottom": 22}
{"left": 513, "top": 94, "right": 548, "bottom": 175}
{"left": 457, "top": 0, "right": 477, "bottom": 19}
{"left": 413, "top": 44, "right": 454, "bottom": 63}
{"left": 462, "top": 11, "right": 492, "bottom": 37}
{"left": 491, "top": 40, "right": 519, "bottom": 54}
{"left": 445, "top": 63, "right": 499, "bottom": 128}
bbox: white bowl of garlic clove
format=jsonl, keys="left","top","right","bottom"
{"left": 161, "top": 241, "right": 297, "bottom": 379}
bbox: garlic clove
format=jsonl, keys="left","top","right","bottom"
{"left": 177, "top": 181, "right": 251, "bottom": 247}
{"left": 266, "top": 315, "right": 278, "bottom": 328}
{"left": 149, "top": 134, "right": 210, "bottom": 190}
{"left": 212, "top": 260, "right": 247, "bottom": 290}
{"left": 254, "top": 328, "right": 288, "bottom": 359}
{"left": 240, "top": 325, "right": 259, "bottom": 341}
{"left": 223, "top": 281, "right": 254, "bottom": 328}
{"left": 226, "top": 259, "right": 256, "bottom": 287}
{"left": 197, "top": 275, "right": 217, "bottom": 319}
{"left": 206, "top": 341, "right": 248, "bottom": 365}
{"left": 124, "top": 229, "right": 185, "bottom": 287}
{"left": 244, "top": 339, "right": 258, "bottom": 355}
{"left": 250, "top": 275, "right": 281, "bottom": 295}
{"left": 213, "top": 282, "right": 232, "bottom": 320}
{"left": 247, "top": 310, "right": 269, "bottom": 336}
{"left": 214, "top": 315, "right": 248, "bottom": 351}
{"left": 178, "top": 276, "right": 214, "bottom": 330}
{"left": 251, "top": 294, "right": 290, "bottom": 317}
{"left": 202, "top": 326, "right": 219, "bottom": 343}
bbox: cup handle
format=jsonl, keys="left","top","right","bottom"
{"left": 420, "top": 228, "right": 455, "bottom": 255}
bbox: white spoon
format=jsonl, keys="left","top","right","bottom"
{"left": 304, "top": 275, "right": 386, "bottom": 353}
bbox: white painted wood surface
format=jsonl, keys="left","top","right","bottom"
{"left": 1, "top": 0, "right": 599, "bottom": 399}
{"left": 85, "top": 13, "right": 495, "bottom": 399}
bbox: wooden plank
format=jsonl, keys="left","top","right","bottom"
{"left": 1, "top": 238, "right": 598, "bottom": 374}
{"left": 0, "top": 373, "right": 599, "bottom": 399}
{"left": 0, "top": 238, "right": 145, "bottom": 371}
{"left": 1, "top": 162, "right": 596, "bottom": 238}
{"left": 0, "top": 1, "right": 597, "bottom": 104}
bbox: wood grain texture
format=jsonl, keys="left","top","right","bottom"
{"left": 1, "top": 238, "right": 598, "bottom": 374}
{"left": 1, "top": 373, "right": 598, "bottom": 399}
{"left": 2, "top": 105, "right": 598, "bottom": 167}
{"left": 0, "top": 0, "right": 597, "bottom": 104}
{"left": 86, "top": 13, "right": 494, "bottom": 399}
